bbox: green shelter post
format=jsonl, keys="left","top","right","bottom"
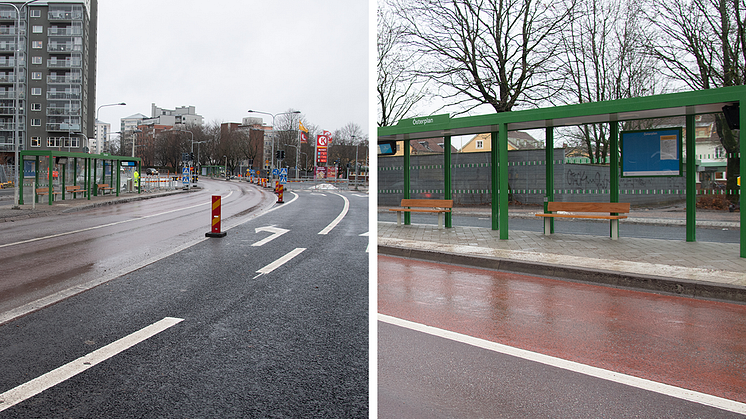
{"left": 686, "top": 115, "right": 697, "bottom": 242}
{"left": 404, "top": 139, "right": 411, "bottom": 225}
{"left": 740, "top": 95, "right": 745, "bottom": 258}
{"left": 499, "top": 124, "right": 509, "bottom": 240}
{"left": 491, "top": 131, "right": 499, "bottom": 231}
{"left": 444, "top": 135, "right": 452, "bottom": 228}
{"left": 545, "top": 127, "right": 554, "bottom": 234}
{"left": 610, "top": 121, "right": 620, "bottom": 239}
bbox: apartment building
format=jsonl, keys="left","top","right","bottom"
{"left": 0, "top": 0, "right": 97, "bottom": 163}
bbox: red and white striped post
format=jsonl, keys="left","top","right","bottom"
{"left": 276, "top": 183, "right": 284, "bottom": 204}
{"left": 205, "top": 195, "right": 227, "bottom": 238}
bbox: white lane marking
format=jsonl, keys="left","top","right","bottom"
{"left": 252, "top": 226, "right": 289, "bottom": 247}
{"left": 378, "top": 314, "right": 746, "bottom": 415}
{"left": 261, "top": 192, "right": 299, "bottom": 216}
{"left": 0, "top": 191, "right": 237, "bottom": 250}
{"left": 360, "top": 232, "right": 369, "bottom": 253}
{"left": 254, "top": 248, "right": 306, "bottom": 278}
{"left": 0, "top": 317, "right": 184, "bottom": 412}
{"left": 318, "top": 192, "right": 350, "bottom": 235}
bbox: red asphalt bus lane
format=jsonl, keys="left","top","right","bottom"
{"left": 378, "top": 255, "right": 746, "bottom": 404}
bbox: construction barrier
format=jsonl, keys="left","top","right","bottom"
{"left": 205, "top": 195, "right": 227, "bottom": 238}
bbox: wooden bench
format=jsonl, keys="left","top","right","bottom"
{"left": 389, "top": 199, "right": 453, "bottom": 229}
{"left": 36, "top": 187, "right": 61, "bottom": 201}
{"left": 65, "top": 185, "right": 86, "bottom": 197}
{"left": 97, "top": 183, "right": 115, "bottom": 195}
{"left": 535, "top": 202, "right": 630, "bottom": 240}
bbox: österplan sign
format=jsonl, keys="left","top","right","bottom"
{"left": 396, "top": 114, "right": 451, "bottom": 127}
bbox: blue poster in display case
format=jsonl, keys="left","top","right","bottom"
{"left": 23, "top": 160, "right": 35, "bottom": 178}
{"left": 621, "top": 128, "right": 682, "bottom": 177}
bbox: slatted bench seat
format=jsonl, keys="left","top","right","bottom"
{"left": 535, "top": 202, "right": 631, "bottom": 240}
{"left": 36, "top": 187, "right": 61, "bottom": 201}
{"left": 389, "top": 199, "right": 453, "bottom": 229}
{"left": 65, "top": 185, "right": 86, "bottom": 197}
{"left": 97, "top": 183, "right": 114, "bottom": 195}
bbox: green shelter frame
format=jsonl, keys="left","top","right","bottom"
{"left": 378, "top": 86, "right": 746, "bottom": 258}
{"left": 18, "top": 150, "right": 142, "bottom": 205}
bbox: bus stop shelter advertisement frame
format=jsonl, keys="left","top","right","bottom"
{"left": 378, "top": 85, "right": 746, "bottom": 258}
{"left": 18, "top": 150, "right": 142, "bottom": 205}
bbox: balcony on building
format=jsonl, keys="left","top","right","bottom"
{"left": 47, "top": 54, "right": 82, "bottom": 69}
{"left": 48, "top": 5, "right": 84, "bottom": 22}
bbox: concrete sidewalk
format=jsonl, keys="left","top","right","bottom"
{"left": 378, "top": 206, "right": 746, "bottom": 303}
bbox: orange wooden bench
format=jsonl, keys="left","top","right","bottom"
{"left": 36, "top": 187, "right": 61, "bottom": 201}
{"left": 536, "top": 202, "right": 630, "bottom": 240}
{"left": 389, "top": 199, "right": 453, "bottom": 229}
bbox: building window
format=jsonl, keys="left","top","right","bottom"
{"left": 31, "top": 103, "right": 41, "bottom": 111}
{"left": 31, "top": 87, "right": 41, "bottom": 95}
{"left": 715, "top": 146, "right": 726, "bottom": 159}
{"left": 31, "top": 137, "right": 41, "bottom": 147}
{"left": 476, "top": 140, "right": 484, "bottom": 149}
{"left": 31, "top": 56, "right": 42, "bottom": 65}
{"left": 31, "top": 72, "right": 42, "bottom": 80}
{"left": 32, "top": 41, "right": 42, "bottom": 49}
{"left": 31, "top": 118, "right": 41, "bottom": 127}
{"left": 30, "top": 9, "right": 41, "bottom": 18}
{"left": 32, "top": 26, "right": 43, "bottom": 34}
{"left": 48, "top": 137, "right": 61, "bottom": 147}
{"left": 64, "top": 137, "right": 79, "bottom": 148}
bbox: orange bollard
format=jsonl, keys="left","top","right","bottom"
{"left": 205, "top": 195, "right": 227, "bottom": 238}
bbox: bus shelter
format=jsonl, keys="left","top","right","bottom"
{"left": 378, "top": 85, "right": 745, "bottom": 258}
{"left": 18, "top": 150, "right": 142, "bottom": 205}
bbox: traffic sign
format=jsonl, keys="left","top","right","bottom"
{"left": 182, "top": 167, "right": 190, "bottom": 185}
{"left": 280, "top": 168, "right": 288, "bottom": 176}
{"left": 280, "top": 175, "right": 288, "bottom": 184}
{"left": 272, "top": 168, "right": 279, "bottom": 176}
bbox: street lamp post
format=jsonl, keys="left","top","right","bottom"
{"left": 286, "top": 144, "right": 300, "bottom": 181}
{"left": 2, "top": 0, "right": 41, "bottom": 207}
{"left": 247, "top": 110, "right": 300, "bottom": 180}
{"left": 96, "top": 102, "right": 126, "bottom": 154}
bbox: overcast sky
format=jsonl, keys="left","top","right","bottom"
{"left": 96, "top": 0, "right": 370, "bottom": 138}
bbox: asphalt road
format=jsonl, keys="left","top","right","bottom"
{"left": 0, "top": 183, "right": 369, "bottom": 417}
{"left": 378, "top": 255, "right": 746, "bottom": 418}
{"left": 378, "top": 211, "right": 741, "bottom": 243}
{"left": 0, "top": 179, "right": 272, "bottom": 316}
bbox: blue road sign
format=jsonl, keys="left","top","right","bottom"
{"left": 280, "top": 175, "right": 288, "bottom": 184}
{"left": 280, "top": 168, "right": 288, "bottom": 176}
{"left": 182, "top": 167, "right": 190, "bottom": 185}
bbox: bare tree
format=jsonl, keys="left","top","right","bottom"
{"left": 648, "top": 0, "right": 743, "bottom": 199}
{"left": 389, "top": 0, "right": 575, "bottom": 115}
{"left": 558, "top": 0, "right": 663, "bottom": 163}
{"left": 378, "top": 3, "right": 428, "bottom": 126}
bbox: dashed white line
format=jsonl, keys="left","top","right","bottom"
{"left": 0, "top": 317, "right": 184, "bottom": 412}
{"left": 378, "top": 313, "right": 746, "bottom": 415}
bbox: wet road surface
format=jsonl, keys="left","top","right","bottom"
{"left": 0, "top": 179, "right": 274, "bottom": 318}
{"left": 378, "top": 255, "right": 746, "bottom": 414}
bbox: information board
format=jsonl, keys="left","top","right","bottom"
{"left": 621, "top": 128, "right": 682, "bottom": 177}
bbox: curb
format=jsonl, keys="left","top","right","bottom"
{"left": 379, "top": 244, "right": 746, "bottom": 304}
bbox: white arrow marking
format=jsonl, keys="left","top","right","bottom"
{"left": 254, "top": 248, "right": 306, "bottom": 277}
{"left": 252, "top": 226, "right": 289, "bottom": 247}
